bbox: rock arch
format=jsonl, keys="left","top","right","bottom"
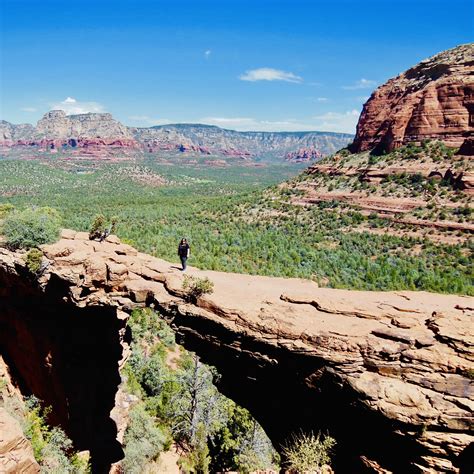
{"left": 0, "top": 233, "right": 472, "bottom": 473}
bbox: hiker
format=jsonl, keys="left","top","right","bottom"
{"left": 178, "top": 238, "right": 190, "bottom": 271}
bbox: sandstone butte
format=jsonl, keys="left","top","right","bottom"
{"left": 350, "top": 43, "right": 474, "bottom": 154}
{"left": 0, "top": 231, "right": 472, "bottom": 473}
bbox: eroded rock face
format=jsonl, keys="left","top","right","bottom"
{"left": 0, "top": 234, "right": 472, "bottom": 473}
{"left": 35, "top": 110, "right": 134, "bottom": 141}
{"left": 0, "top": 115, "right": 353, "bottom": 160}
{"left": 0, "top": 408, "right": 40, "bottom": 474}
{"left": 286, "top": 147, "right": 323, "bottom": 162}
{"left": 351, "top": 44, "right": 474, "bottom": 153}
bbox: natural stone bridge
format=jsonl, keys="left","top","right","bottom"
{"left": 0, "top": 231, "right": 472, "bottom": 473}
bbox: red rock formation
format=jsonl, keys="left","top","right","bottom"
{"left": 351, "top": 44, "right": 474, "bottom": 153}
{"left": 286, "top": 147, "right": 323, "bottom": 162}
{"left": 457, "top": 137, "right": 474, "bottom": 155}
{"left": 1, "top": 117, "right": 353, "bottom": 161}
{"left": 0, "top": 233, "right": 473, "bottom": 472}
{"left": 0, "top": 408, "right": 40, "bottom": 473}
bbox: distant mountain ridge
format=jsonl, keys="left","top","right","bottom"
{"left": 0, "top": 111, "right": 353, "bottom": 162}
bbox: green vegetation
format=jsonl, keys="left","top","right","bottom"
{"left": 182, "top": 275, "right": 214, "bottom": 301}
{"left": 88, "top": 214, "right": 117, "bottom": 240}
{"left": 0, "top": 382, "right": 90, "bottom": 473}
{"left": 122, "top": 403, "right": 170, "bottom": 474}
{"left": 1, "top": 206, "right": 61, "bottom": 249}
{"left": 121, "top": 308, "right": 279, "bottom": 472}
{"left": 25, "top": 248, "right": 44, "bottom": 274}
{"left": 23, "top": 396, "right": 90, "bottom": 473}
{"left": 0, "top": 156, "right": 471, "bottom": 295}
{"left": 0, "top": 203, "right": 14, "bottom": 218}
{"left": 282, "top": 431, "right": 336, "bottom": 472}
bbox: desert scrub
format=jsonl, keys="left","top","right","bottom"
{"left": 88, "top": 214, "right": 106, "bottom": 239}
{"left": 282, "top": 431, "right": 336, "bottom": 473}
{"left": 88, "top": 214, "right": 117, "bottom": 240}
{"left": 1, "top": 207, "right": 61, "bottom": 249}
{"left": 122, "top": 403, "right": 171, "bottom": 474}
{"left": 182, "top": 275, "right": 214, "bottom": 301}
{"left": 25, "top": 248, "right": 44, "bottom": 274}
{"left": 123, "top": 308, "right": 278, "bottom": 473}
{"left": 23, "top": 396, "right": 90, "bottom": 473}
{"left": 0, "top": 203, "right": 14, "bottom": 218}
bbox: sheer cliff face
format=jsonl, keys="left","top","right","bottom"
{"left": 351, "top": 44, "right": 474, "bottom": 153}
{"left": 35, "top": 110, "right": 134, "bottom": 140}
{"left": 1, "top": 236, "right": 473, "bottom": 473}
{"left": 0, "top": 113, "right": 353, "bottom": 160}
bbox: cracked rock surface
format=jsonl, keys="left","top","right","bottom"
{"left": 0, "top": 230, "right": 472, "bottom": 473}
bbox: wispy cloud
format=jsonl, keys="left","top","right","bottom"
{"left": 315, "top": 97, "right": 328, "bottom": 102}
{"left": 239, "top": 68, "right": 303, "bottom": 83}
{"left": 201, "top": 116, "right": 316, "bottom": 131}
{"left": 50, "top": 97, "right": 105, "bottom": 114}
{"left": 204, "top": 49, "right": 211, "bottom": 59}
{"left": 311, "top": 109, "right": 360, "bottom": 133}
{"left": 128, "top": 115, "right": 173, "bottom": 127}
{"left": 342, "top": 78, "right": 377, "bottom": 90}
{"left": 200, "top": 114, "right": 357, "bottom": 133}
{"left": 20, "top": 107, "right": 37, "bottom": 112}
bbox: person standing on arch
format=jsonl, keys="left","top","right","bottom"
{"left": 178, "top": 238, "right": 190, "bottom": 272}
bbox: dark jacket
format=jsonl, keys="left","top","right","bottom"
{"left": 178, "top": 243, "right": 190, "bottom": 258}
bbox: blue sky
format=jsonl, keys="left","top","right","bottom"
{"left": 1, "top": 0, "right": 472, "bottom": 133}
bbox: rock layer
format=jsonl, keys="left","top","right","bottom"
{"left": 0, "top": 115, "right": 353, "bottom": 161}
{"left": 0, "top": 408, "right": 40, "bottom": 474}
{"left": 351, "top": 44, "right": 474, "bottom": 153}
{"left": 0, "top": 232, "right": 472, "bottom": 472}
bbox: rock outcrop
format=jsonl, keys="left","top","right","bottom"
{"left": 0, "top": 232, "right": 472, "bottom": 473}
{"left": 0, "top": 408, "right": 40, "bottom": 473}
{"left": 35, "top": 111, "right": 133, "bottom": 141}
{"left": 0, "top": 115, "right": 353, "bottom": 161}
{"left": 350, "top": 44, "right": 474, "bottom": 153}
{"left": 285, "top": 147, "right": 323, "bottom": 162}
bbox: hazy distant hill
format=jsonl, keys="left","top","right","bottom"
{"left": 131, "top": 123, "right": 353, "bottom": 160}
{"left": 0, "top": 111, "right": 353, "bottom": 162}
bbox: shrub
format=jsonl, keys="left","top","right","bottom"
{"left": 89, "top": 214, "right": 105, "bottom": 239}
{"left": 22, "top": 396, "right": 90, "bottom": 473}
{"left": 0, "top": 203, "right": 14, "bottom": 219}
{"left": 25, "top": 248, "right": 44, "bottom": 274}
{"left": 89, "top": 214, "right": 118, "bottom": 240}
{"left": 282, "top": 431, "right": 336, "bottom": 473}
{"left": 1, "top": 207, "right": 61, "bottom": 249}
{"left": 180, "top": 423, "right": 211, "bottom": 474}
{"left": 182, "top": 275, "right": 214, "bottom": 301}
{"left": 122, "top": 403, "right": 170, "bottom": 474}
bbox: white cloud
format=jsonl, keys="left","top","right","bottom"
{"left": 316, "top": 97, "right": 328, "bottom": 102}
{"left": 200, "top": 115, "right": 357, "bottom": 133}
{"left": 311, "top": 109, "right": 360, "bottom": 133}
{"left": 128, "top": 115, "right": 173, "bottom": 127}
{"left": 204, "top": 49, "right": 211, "bottom": 58}
{"left": 20, "top": 107, "right": 37, "bottom": 112}
{"left": 239, "top": 67, "right": 303, "bottom": 83}
{"left": 50, "top": 97, "right": 105, "bottom": 115}
{"left": 200, "top": 116, "right": 311, "bottom": 131}
{"left": 342, "top": 78, "right": 377, "bottom": 90}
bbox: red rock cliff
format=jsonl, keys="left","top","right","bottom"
{"left": 351, "top": 44, "right": 474, "bottom": 153}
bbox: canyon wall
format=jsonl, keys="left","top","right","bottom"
{"left": 0, "top": 234, "right": 472, "bottom": 473}
{"left": 0, "top": 115, "right": 352, "bottom": 161}
{"left": 350, "top": 43, "right": 474, "bottom": 154}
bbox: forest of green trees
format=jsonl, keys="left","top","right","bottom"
{"left": 0, "top": 158, "right": 472, "bottom": 295}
